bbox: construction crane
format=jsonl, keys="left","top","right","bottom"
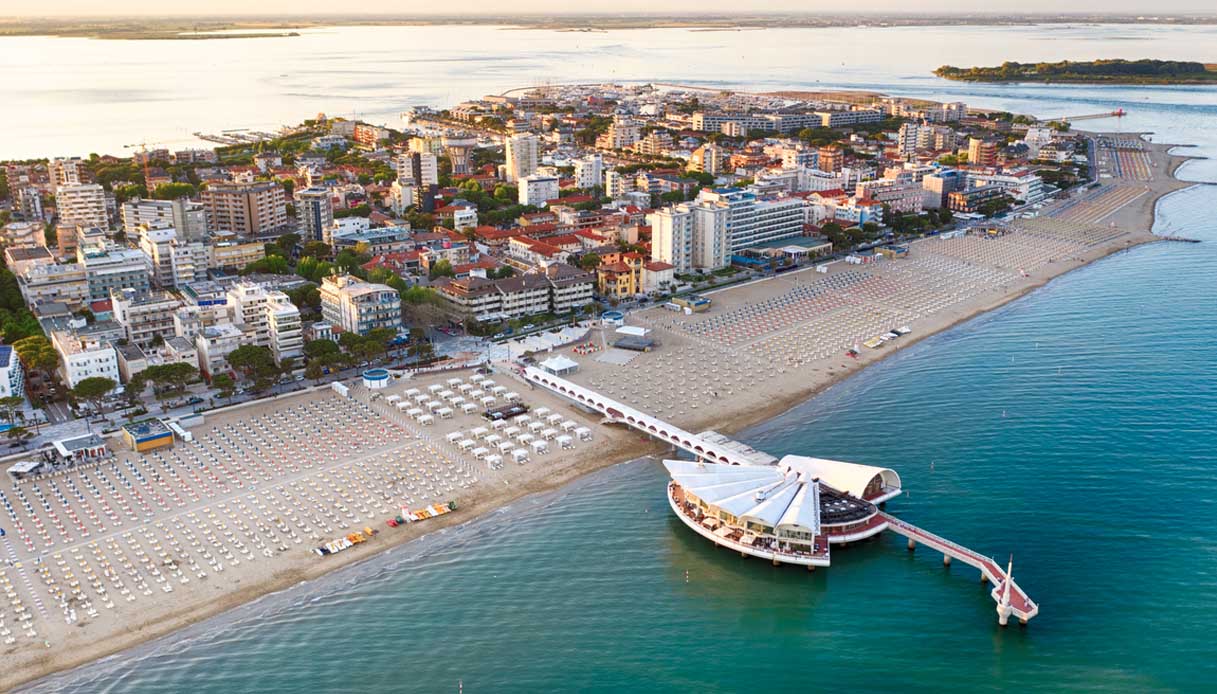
{"left": 122, "top": 141, "right": 165, "bottom": 190}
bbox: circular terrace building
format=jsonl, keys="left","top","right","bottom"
{"left": 664, "top": 455, "right": 901, "bottom": 567}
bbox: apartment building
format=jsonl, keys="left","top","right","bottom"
{"left": 505, "top": 133, "right": 539, "bottom": 183}
{"left": 433, "top": 264, "right": 594, "bottom": 321}
{"left": 77, "top": 245, "right": 151, "bottom": 301}
{"left": 265, "top": 292, "right": 303, "bottom": 362}
{"left": 856, "top": 178, "right": 925, "bottom": 214}
{"left": 969, "top": 170, "right": 1046, "bottom": 205}
{"left": 648, "top": 206, "right": 694, "bottom": 273}
{"left": 687, "top": 143, "right": 726, "bottom": 176}
{"left": 319, "top": 275, "right": 401, "bottom": 335}
{"left": 51, "top": 329, "right": 119, "bottom": 388}
{"left": 194, "top": 323, "right": 249, "bottom": 379}
{"left": 396, "top": 151, "right": 439, "bottom": 187}
{"left": 121, "top": 197, "right": 206, "bottom": 240}
{"left": 519, "top": 175, "right": 559, "bottom": 207}
{"left": 595, "top": 115, "right": 642, "bottom": 150}
{"left": 0, "top": 345, "right": 25, "bottom": 403}
{"left": 137, "top": 226, "right": 207, "bottom": 289}
{"left": 815, "top": 109, "right": 884, "bottom": 128}
{"left": 543, "top": 263, "right": 596, "bottom": 314}
{"left": 5, "top": 246, "right": 54, "bottom": 277}
{"left": 200, "top": 181, "right": 288, "bottom": 237}
{"left": 1, "top": 221, "right": 45, "bottom": 248}
{"left": 17, "top": 186, "right": 44, "bottom": 221}
{"left": 111, "top": 288, "right": 180, "bottom": 349}
{"left": 55, "top": 183, "right": 108, "bottom": 229}
{"left": 295, "top": 187, "right": 334, "bottom": 242}
{"left": 696, "top": 188, "right": 805, "bottom": 252}
{"left": 51, "top": 157, "right": 89, "bottom": 187}
{"left": 968, "top": 138, "right": 998, "bottom": 168}
{"left": 226, "top": 282, "right": 272, "bottom": 346}
{"left": 18, "top": 263, "right": 90, "bottom": 306}
{"left": 604, "top": 170, "right": 634, "bottom": 198}
{"left": 648, "top": 200, "right": 731, "bottom": 273}
{"left": 208, "top": 239, "right": 266, "bottom": 271}
{"left": 573, "top": 154, "right": 603, "bottom": 190}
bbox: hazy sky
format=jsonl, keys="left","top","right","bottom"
{"left": 13, "top": 1, "right": 1217, "bottom": 17}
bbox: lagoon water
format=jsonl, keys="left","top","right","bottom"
{"left": 3, "top": 22, "right": 1217, "bottom": 159}
{"left": 10, "top": 23, "right": 1217, "bottom": 694}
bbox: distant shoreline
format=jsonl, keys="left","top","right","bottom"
{"left": 935, "top": 59, "right": 1217, "bottom": 85}
{"left": 4, "top": 15, "right": 1217, "bottom": 40}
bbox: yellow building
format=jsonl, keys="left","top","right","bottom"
{"left": 595, "top": 252, "right": 644, "bottom": 299}
{"left": 122, "top": 419, "right": 175, "bottom": 453}
{"left": 208, "top": 240, "right": 267, "bottom": 271}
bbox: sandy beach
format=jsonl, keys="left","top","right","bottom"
{"left": 2, "top": 135, "right": 1196, "bottom": 691}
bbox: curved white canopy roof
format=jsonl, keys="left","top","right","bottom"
{"left": 664, "top": 459, "right": 821, "bottom": 535}
{"left": 778, "top": 455, "right": 901, "bottom": 499}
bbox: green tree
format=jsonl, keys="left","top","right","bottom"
{"left": 151, "top": 182, "right": 196, "bottom": 200}
{"left": 303, "top": 338, "right": 340, "bottom": 360}
{"left": 13, "top": 335, "right": 58, "bottom": 377}
{"left": 274, "top": 232, "right": 301, "bottom": 257}
{"left": 72, "top": 376, "right": 116, "bottom": 414}
{"left": 428, "top": 259, "right": 455, "bottom": 280}
{"left": 242, "top": 255, "right": 290, "bottom": 275}
{"left": 141, "top": 362, "right": 198, "bottom": 398}
{"left": 226, "top": 345, "right": 280, "bottom": 383}
{"left": 0, "top": 395, "right": 25, "bottom": 426}
{"left": 211, "top": 373, "right": 236, "bottom": 401}
{"left": 304, "top": 359, "right": 327, "bottom": 384}
{"left": 577, "top": 254, "right": 602, "bottom": 271}
{"left": 301, "top": 241, "right": 332, "bottom": 259}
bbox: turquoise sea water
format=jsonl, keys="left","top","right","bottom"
{"left": 15, "top": 26, "right": 1217, "bottom": 694}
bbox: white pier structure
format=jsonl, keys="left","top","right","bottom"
{"left": 520, "top": 365, "right": 1038, "bottom": 625}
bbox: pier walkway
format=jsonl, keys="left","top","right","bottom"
{"left": 521, "top": 366, "right": 1038, "bottom": 626}
{"left": 1042, "top": 110, "right": 1126, "bottom": 122}
{"left": 881, "top": 512, "right": 1038, "bottom": 625}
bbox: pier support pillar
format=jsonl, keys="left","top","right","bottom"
{"left": 980, "top": 574, "right": 988, "bottom": 585}
{"left": 997, "top": 605, "right": 1012, "bottom": 627}
{"left": 740, "top": 552, "right": 747, "bottom": 558}
{"left": 773, "top": 558, "right": 780, "bottom": 566}
{"left": 943, "top": 554, "right": 951, "bottom": 567}
{"left": 907, "top": 538, "right": 916, "bottom": 552}
{"left": 807, "top": 564, "right": 816, "bottom": 572}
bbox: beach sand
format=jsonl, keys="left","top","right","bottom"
{"left": 5, "top": 136, "right": 1195, "bottom": 691}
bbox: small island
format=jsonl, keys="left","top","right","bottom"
{"left": 934, "top": 59, "right": 1217, "bottom": 85}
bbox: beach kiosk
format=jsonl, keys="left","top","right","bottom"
{"left": 122, "top": 419, "right": 175, "bottom": 453}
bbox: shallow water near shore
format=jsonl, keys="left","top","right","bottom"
{"left": 14, "top": 24, "right": 1217, "bottom": 694}
{"left": 25, "top": 180, "right": 1217, "bottom": 693}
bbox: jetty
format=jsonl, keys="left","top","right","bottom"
{"left": 521, "top": 366, "right": 1038, "bottom": 626}
{"left": 881, "top": 512, "right": 1038, "bottom": 625}
{"left": 1041, "top": 109, "right": 1126, "bottom": 122}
